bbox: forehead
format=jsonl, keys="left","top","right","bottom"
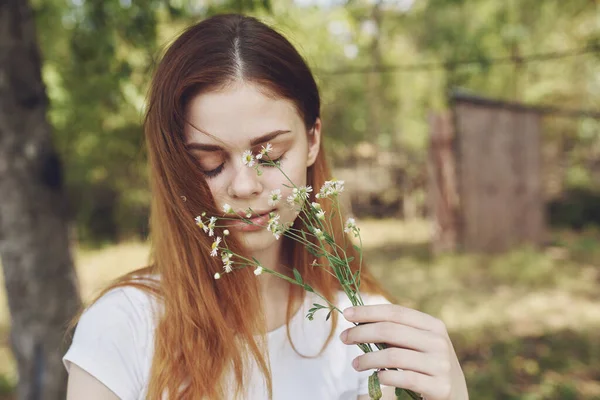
{"left": 184, "top": 82, "right": 304, "bottom": 146}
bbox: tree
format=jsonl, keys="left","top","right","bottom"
{"left": 0, "top": 0, "right": 81, "bottom": 398}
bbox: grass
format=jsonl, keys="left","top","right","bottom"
{"left": 1, "top": 219, "right": 599, "bottom": 399}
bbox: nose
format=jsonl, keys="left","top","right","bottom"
{"left": 227, "top": 160, "right": 263, "bottom": 199}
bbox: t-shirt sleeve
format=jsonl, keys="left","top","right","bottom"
{"left": 355, "top": 293, "right": 394, "bottom": 396}
{"left": 63, "top": 287, "right": 152, "bottom": 400}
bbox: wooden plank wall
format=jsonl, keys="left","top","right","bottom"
{"left": 428, "top": 113, "right": 459, "bottom": 253}
{"left": 452, "top": 101, "right": 545, "bottom": 252}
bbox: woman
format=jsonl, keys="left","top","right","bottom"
{"left": 63, "top": 14, "right": 469, "bottom": 400}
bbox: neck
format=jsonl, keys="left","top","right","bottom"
{"left": 250, "top": 240, "right": 290, "bottom": 301}
{"left": 250, "top": 241, "right": 301, "bottom": 335}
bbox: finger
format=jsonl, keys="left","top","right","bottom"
{"left": 353, "top": 348, "right": 450, "bottom": 377}
{"left": 343, "top": 304, "right": 448, "bottom": 334}
{"left": 378, "top": 369, "right": 451, "bottom": 400}
{"left": 340, "top": 322, "right": 448, "bottom": 354}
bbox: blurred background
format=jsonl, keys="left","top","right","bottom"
{"left": 0, "top": 0, "right": 599, "bottom": 399}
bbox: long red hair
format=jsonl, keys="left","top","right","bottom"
{"left": 70, "top": 14, "right": 394, "bottom": 399}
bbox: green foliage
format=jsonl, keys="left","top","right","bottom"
{"left": 34, "top": 0, "right": 271, "bottom": 244}
{"left": 33, "top": 0, "right": 599, "bottom": 243}
{"left": 0, "top": 373, "right": 15, "bottom": 395}
{"left": 548, "top": 188, "right": 600, "bottom": 230}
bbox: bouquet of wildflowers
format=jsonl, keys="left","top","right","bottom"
{"left": 193, "top": 144, "right": 420, "bottom": 400}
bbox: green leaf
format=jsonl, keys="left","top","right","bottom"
{"left": 324, "top": 232, "right": 335, "bottom": 245}
{"left": 395, "top": 387, "right": 407, "bottom": 399}
{"left": 306, "top": 246, "right": 320, "bottom": 257}
{"left": 353, "top": 244, "right": 361, "bottom": 252}
{"left": 293, "top": 268, "right": 303, "bottom": 285}
{"left": 352, "top": 270, "right": 361, "bottom": 288}
{"left": 326, "top": 310, "right": 332, "bottom": 321}
{"left": 368, "top": 371, "right": 383, "bottom": 400}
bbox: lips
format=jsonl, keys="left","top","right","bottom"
{"left": 228, "top": 209, "right": 276, "bottom": 231}
{"left": 233, "top": 209, "right": 274, "bottom": 219}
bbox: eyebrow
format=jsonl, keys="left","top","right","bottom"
{"left": 186, "top": 129, "right": 292, "bottom": 152}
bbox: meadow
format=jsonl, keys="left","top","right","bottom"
{"left": 1, "top": 219, "right": 598, "bottom": 399}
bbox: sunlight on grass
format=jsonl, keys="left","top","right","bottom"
{"left": 75, "top": 241, "right": 150, "bottom": 300}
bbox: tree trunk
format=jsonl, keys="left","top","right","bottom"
{"left": 0, "top": 1, "right": 82, "bottom": 399}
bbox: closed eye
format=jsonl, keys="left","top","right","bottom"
{"left": 203, "top": 163, "right": 224, "bottom": 178}
{"left": 258, "top": 154, "right": 284, "bottom": 167}
{"left": 203, "top": 155, "right": 285, "bottom": 179}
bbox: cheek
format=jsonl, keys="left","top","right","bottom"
{"left": 266, "top": 167, "right": 307, "bottom": 203}
{"left": 205, "top": 179, "right": 228, "bottom": 202}
{"left": 274, "top": 153, "right": 308, "bottom": 187}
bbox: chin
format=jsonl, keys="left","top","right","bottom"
{"left": 238, "top": 229, "right": 280, "bottom": 253}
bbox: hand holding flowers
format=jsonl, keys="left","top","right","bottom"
{"left": 192, "top": 143, "right": 468, "bottom": 400}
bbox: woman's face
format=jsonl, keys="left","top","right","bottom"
{"left": 184, "top": 82, "right": 321, "bottom": 253}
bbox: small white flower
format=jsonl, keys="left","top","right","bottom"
{"left": 316, "top": 210, "right": 325, "bottom": 220}
{"left": 344, "top": 217, "right": 359, "bottom": 237}
{"left": 223, "top": 229, "right": 230, "bottom": 236}
{"left": 222, "top": 252, "right": 233, "bottom": 273}
{"left": 210, "top": 236, "right": 222, "bottom": 257}
{"left": 246, "top": 213, "right": 252, "bottom": 218}
{"left": 298, "top": 186, "right": 313, "bottom": 199}
{"left": 318, "top": 179, "right": 345, "bottom": 198}
{"left": 254, "top": 266, "right": 263, "bottom": 276}
{"left": 256, "top": 153, "right": 263, "bottom": 160}
{"left": 261, "top": 143, "right": 273, "bottom": 157}
{"left": 313, "top": 228, "right": 325, "bottom": 241}
{"left": 344, "top": 217, "right": 356, "bottom": 231}
{"left": 222, "top": 204, "right": 233, "bottom": 214}
{"left": 242, "top": 150, "right": 255, "bottom": 167}
{"left": 221, "top": 251, "right": 231, "bottom": 262}
{"left": 268, "top": 189, "right": 282, "bottom": 207}
{"left": 223, "top": 262, "right": 233, "bottom": 273}
{"left": 208, "top": 216, "right": 217, "bottom": 237}
{"left": 267, "top": 214, "right": 287, "bottom": 240}
{"left": 286, "top": 194, "right": 296, "bottom": 207}
{"left": 287, "top": 186, "right": 313, "bottom": 208}
{"left": 195, "top": 216, "right": 208, "bottom": 233}
{"left": 267, "top": 214, "right": 281, "bottom": 233}
{"left": 311, "top": 202, "right": 322, "bottom": 211}
{"left": 214, "top": 272, "right": 221, "bottom": 280}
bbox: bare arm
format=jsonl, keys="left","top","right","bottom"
{"left": 66, "top": 364, "right": 120, "bottom": 400}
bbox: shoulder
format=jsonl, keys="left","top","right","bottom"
{"left": 76, "top": 284, "right": 160, "bottom": 351}
{"left": 80, "top": 285, "right": 158, "bottom": 332}
{"left": 63, "top": 285, "right": 159, "bottom": 400}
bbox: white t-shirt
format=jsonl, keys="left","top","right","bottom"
{"left": 63, "top": 285, "right": 391, "bottom": 400}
